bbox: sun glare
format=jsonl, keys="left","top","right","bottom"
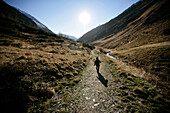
{"left": 79, "top": 12, "right": 90, "bottom": 25}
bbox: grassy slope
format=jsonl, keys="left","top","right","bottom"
{"left": 0, "top": 0, "right": 37, "bottom": 28}
{"left": 110, "top": 43, "right": 170, "bottom": 82}
{"left": 0, "top": 2, "right": 94, "bottom": 111}
{"left": 92, "top": 19, "right": 170, "bottom": 49}
{"left": 79, "top": 0, "right": 170, "bottom": 43}
{"left": 0, "top": 31, "right": 92, "bottom": 112}
{"left": 90, "top": 0, "right": 170, "bottom": 86}
{"left": 29, "top": 49, "right": 170, "bottom": 112}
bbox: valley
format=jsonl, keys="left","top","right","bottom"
{"left": 79, "top": 0, "right": 170, "bottom": 95}
{"left": 0, "top": 0, "right": 170, "bottom": 112}
{"left": 29, "top": 49, "right": 169, "bottom": 112}
{"left": 67, "top": 49, "right": 170, "bottom": 113}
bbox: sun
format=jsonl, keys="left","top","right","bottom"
{"left": 79, "top": 11, "right": 90, "bottom": 25}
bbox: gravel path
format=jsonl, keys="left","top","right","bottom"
{"left": 70, "top": 50, "right": 117, "bottom": 112}
{"left": 38, "top": 49, "right": 169, "bottom": 112}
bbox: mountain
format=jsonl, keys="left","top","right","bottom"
{"left": 0, "top": 1, "right": 92, "bottom": 112}
{"left": 79, "top": 0, "right": 170, "bottom": 45}
{"left": 58, "top": 33, "right": 77, "bottom": 41}
{"left": 65, "top": 35, "right": 77, "bottom": 41}
{"left": 79, "top": 0, "right": 170, "bottom": 83}
{"left": 0, "top": 0, "right": 52, "bottom": 35}
{"left": 0, "top": 0, "right": 169, "bottom": 112}
{"left": 18, "top": 9, "right": 53, "bottom": 33}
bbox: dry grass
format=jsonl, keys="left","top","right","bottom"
{"left": 0, "top": 33, "right": 91, "bottom": 112}
{"left": 91, "top": 1, "right": 170, "bottom": 89}
{"left": 106, "top": 43, "right": 170, "bottom": 95}
{"left": 92, "top": 19, "right": 170, "bottom": 49}
{"left": 106, "top": 52, "right": 170, "bottom": 96}
{"left": 91, "top": 0, "right": 170, "bottom": 50}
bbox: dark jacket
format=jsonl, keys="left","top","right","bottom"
{"left": 94, "top": 57, "right": 101, "bottom": 67}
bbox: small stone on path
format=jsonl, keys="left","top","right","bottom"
{"left": 94, "top": 103, "right": 100, "bottom": 106}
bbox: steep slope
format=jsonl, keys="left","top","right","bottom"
{"left": 92, "top": 0, "right": 170, "bottom": 49}
{"left": 79, "top": 0, "right": 170, "bottom": 85}
{"left": 79, "top": 0, "right": 170, "bottom": 44}
{"left": 0, "top": 1, "right": 93, "bottom": 112}
{"left": 0, "top": 0, "right": 52, "bottom": 35}
{"left": 0, "top": 0, "right": 36, "bottom": 27}
{"left": 19, "top": 9, "right": 53, "bottom": 33}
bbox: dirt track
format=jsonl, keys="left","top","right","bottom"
{"left": 69, "top": 49, "right": 118, "bottom": 112}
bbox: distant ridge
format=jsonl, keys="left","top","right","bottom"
{"left": 0, "top": 0, "right": 53, "bottom": 34}
{"left": 58, "top": 33, "right": 77, "bottom": 41}
{"left": 18, "top": 9, "right": 53, "bottom": 33}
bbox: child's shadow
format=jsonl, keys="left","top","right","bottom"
{"left": 96, "top": 72, "right": 108, "bottom": 87}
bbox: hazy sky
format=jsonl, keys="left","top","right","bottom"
{"left": 4, "top": 0, "right": 138, "bottom": 38}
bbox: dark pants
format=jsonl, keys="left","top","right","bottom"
{"left": 96, "top": 65, "right": 100, "bottom": 73}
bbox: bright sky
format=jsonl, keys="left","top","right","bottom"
{"left": 4, "top": 0, "right": 138, "bottom": 38}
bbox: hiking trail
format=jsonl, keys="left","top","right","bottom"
{"left": 69, "top": 49, "right": 118, "bottom": 112}
{"left": 51, "top": 49, "right": 169, "bottom": 113}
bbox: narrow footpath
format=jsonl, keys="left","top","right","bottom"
{"left": 69, "top": 49, "right": 117, "bottom": 112}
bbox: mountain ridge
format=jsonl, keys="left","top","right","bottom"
{"left": 0, "top": 0, "right": 170, "bottom": 112}
{"left": 78, "top": 0, "right": 170, "bottom": 44}
{"left": 58, "top": 33, "right": 77, "bottom": 41}
{"left": 18, "top": 9, "right": 53, "bottom": 33}
{"left": 0, "top": 0, "right": 93, "bottom": 112}
{"left": 78, "top": 0, "right": 170, "bottom": 87}
{"left": 0, "top": 0, "right": 53, "bottom": 34}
